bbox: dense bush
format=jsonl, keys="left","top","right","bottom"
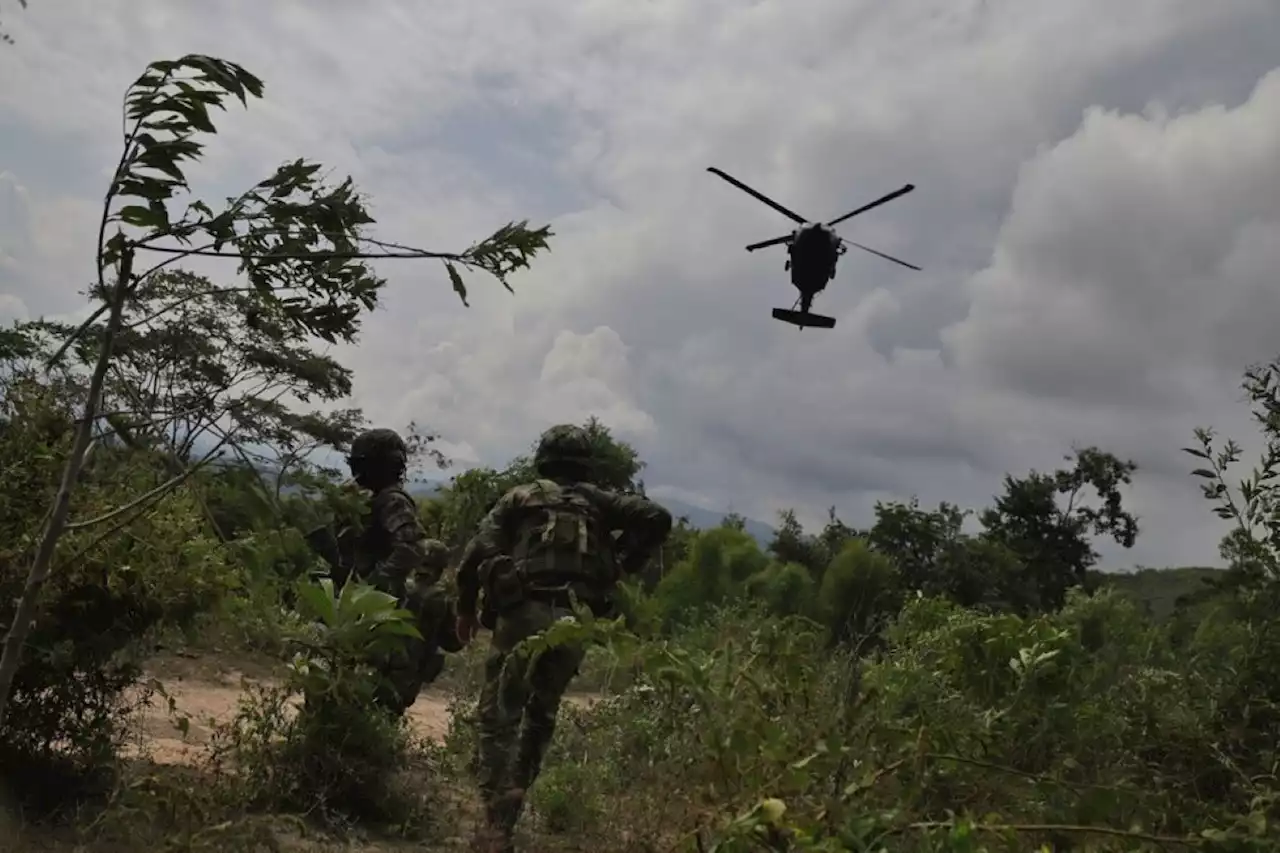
{"left": 518, "top": 589, "right": 1278, "bottom": 851}
{"left": 0, "top": 373, "right": 238, "bottom": 813}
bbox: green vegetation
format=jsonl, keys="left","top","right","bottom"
{"left": 3, "top": 52, "right": 1279, "bottom": 853}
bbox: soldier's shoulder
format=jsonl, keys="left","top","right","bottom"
{"left": 503, "top": 479, "right": 558, "bottom": 501}
{"left": 568, "top": 481, "right": 612, "bottom": 502}
{"left": 371, "top": 484, "right": 418, "bottom": 513}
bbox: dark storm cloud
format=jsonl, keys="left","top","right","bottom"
{"left": 3, "top": 0, "right": 1279, "bottom": 568}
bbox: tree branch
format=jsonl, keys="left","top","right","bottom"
{"left": 64, "top": 432, "right": 231, "bottom": 531}
{"left": 0, "top": 246, "right": 135, "bottom": 726}
{"left": 133, "top": 244, "right": 464, "bottom": 261}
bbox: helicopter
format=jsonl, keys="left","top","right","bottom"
{"left": 707, "top": 167, "right": 921, "bottom": 329}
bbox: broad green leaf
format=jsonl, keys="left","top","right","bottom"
{"left": 294, "top": 578, "right": 338, "bottom": 626}
{"left": 116, "top": 205, "right": 168, "bottom": 229}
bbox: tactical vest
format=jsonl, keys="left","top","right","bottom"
{"left": 511, "top": 479, "right": 611, "bottom": 591}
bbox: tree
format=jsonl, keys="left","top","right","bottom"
{"left": 767, "top": 509, "right": 826, "bottom": 577}
{"left": 0, "top": 54, "right": 551, "bottom": 724}
{"left": 867, "top": 498, "right": 968, "bottom": 592}
{"left": 0, "top": 353, "right": 239, "bottom": 801}
{"left": 744, "top": 562, "right": 816, "bottom": 618}
{"left": 980, "top": 447, "right": 1138, "bottom": 611}
{"left": 23, "top": 264, "right": 377, "bottom": 535}
{"left": 818, "top": 539, "right": 901, "bottom": 649}
{"left": 653, "top": 526, "right": 768, "bottom": 628}
{"left": 1185, "top": 359, "right": 1280, "bottom": 588}
{"left": 816, "top": 507, "right": 860, "bottom": 567}
{"left": 583, "top": 416, "right": 646, "bottom": 492}
{"left": 425, "top": 465, "right": 526, "bottom": 551}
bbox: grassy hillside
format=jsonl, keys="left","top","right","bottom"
{"left": 1092, "top": 565, "right": 1225, "bottom": 619}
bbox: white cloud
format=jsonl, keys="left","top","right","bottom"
{"left": 3, "top": 1, "right": 1280, "bottom": 568}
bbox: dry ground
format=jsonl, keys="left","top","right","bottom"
{"left": 131, "top": 652, "right": 460, "bottom": 765}
{"left": 4, "top": 652, "right": 602, "bottom": 852}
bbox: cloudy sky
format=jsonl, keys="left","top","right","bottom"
{"left": 4, "top": 0, "right": 1280, "bottom": 569}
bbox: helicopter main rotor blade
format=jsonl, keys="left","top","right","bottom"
{"left": 826, "top": 184, "right": 915, "bottom": 227}
{"left": 707, "top": 167, "right": 808, "bottom": 225}
{"left": 744, "top": 234, "right": 793, "bottom": 252}
{"left": 842, "top": 239, "right": 922, "bottom": 271}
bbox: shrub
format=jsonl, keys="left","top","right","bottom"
{"left": 817, "top": 538, "right": 902, "bottom": 648}
{"left": 744, "top": 561, "right": 817, "bottom": 618}
{"left": 207, "top": 579, "right": 432, "bottom": 828}
{"left": 653, "top": 527, "right": 771, "bottom": 629}
{"left": 0, "top": 378, "right": 238, "bottom": 815}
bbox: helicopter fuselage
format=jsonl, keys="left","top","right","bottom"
{"left": 786, "top": 223, "right": 841, "bottom": 298}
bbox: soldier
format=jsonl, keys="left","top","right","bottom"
{"left": 341, "top": 427, "right": 461, "bottom": 715}
{"left": 454, "top": 424, "right": 672, "bottom": 852}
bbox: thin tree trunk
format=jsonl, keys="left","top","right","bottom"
{"left": 0, "top": 249, "right": 133, "bottom": 727}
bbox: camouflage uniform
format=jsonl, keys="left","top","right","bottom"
{"left": 455, "top": 424, "right": 672, "bottom": 848}
{"left": 346, "top": 428, "right": 460, "bottom": 715}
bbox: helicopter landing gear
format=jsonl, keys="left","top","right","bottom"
{"left": 771, "top": 308, "right": 836, "bottom": 329}
{"left": 772, "top": 295, "right": 836, "bottom": 329}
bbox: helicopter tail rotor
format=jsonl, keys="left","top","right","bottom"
{"left": 707, "top": 167, "right": 808, "bottom": 225}
{"left": 825, "top": 184, "right": 915, "bottom": 228}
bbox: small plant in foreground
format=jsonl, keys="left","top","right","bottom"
{"left": 206, "top": 579, "right": 433, "bottom": 829}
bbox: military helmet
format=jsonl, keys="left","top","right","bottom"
{"left": 348, "top": 428, "right": 408, "bottom": 467}
{"left": 421, "top": 539, "right": 451, "bottom": 571}
{"left": 534, "top": 424, "right": 593, "bottom": 475}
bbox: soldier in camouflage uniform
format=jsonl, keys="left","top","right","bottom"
{"left": 343, "top": 428, "right": 462, "bottom": 715}
{"left": 454, "top": 424, "right": 672, "bottom": 851}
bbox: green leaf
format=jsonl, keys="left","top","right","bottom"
{"left": 116, "top": 205, "right": 168, "bottom": 229}
{"left": 376, "top": 620, "right": 423, "bottom": 639}
{"left": 294, "top": 578, "right": 338, "bottom": 626}
{"left": 445, "top": 261, "right": 469, "bottom": 307}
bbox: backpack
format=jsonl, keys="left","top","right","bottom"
{"left": 511, "top": 479, "right": 612, "bottom": 591}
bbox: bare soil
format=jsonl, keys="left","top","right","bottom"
{"left": 5, "top": 653, "right": 602, "bottom": 851}
{"left": 129, "top": 651, "right": 461, "bottom": 765}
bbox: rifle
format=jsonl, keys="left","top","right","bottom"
{"left": 303, "top": 523, "right": 360, "bottom": 588}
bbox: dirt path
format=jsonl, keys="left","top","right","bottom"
{"left": 133, "top": 653, "right": 460, "bottom": 765}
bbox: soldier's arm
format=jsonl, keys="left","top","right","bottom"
{"left": 369, "top": 490, "right": 431, "bottom": 594}
{"left": 455, "top": 490, "right": 520, "bottom": 617}
{"left": 587, "top": 486, "right": 673, "bottom": 562}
